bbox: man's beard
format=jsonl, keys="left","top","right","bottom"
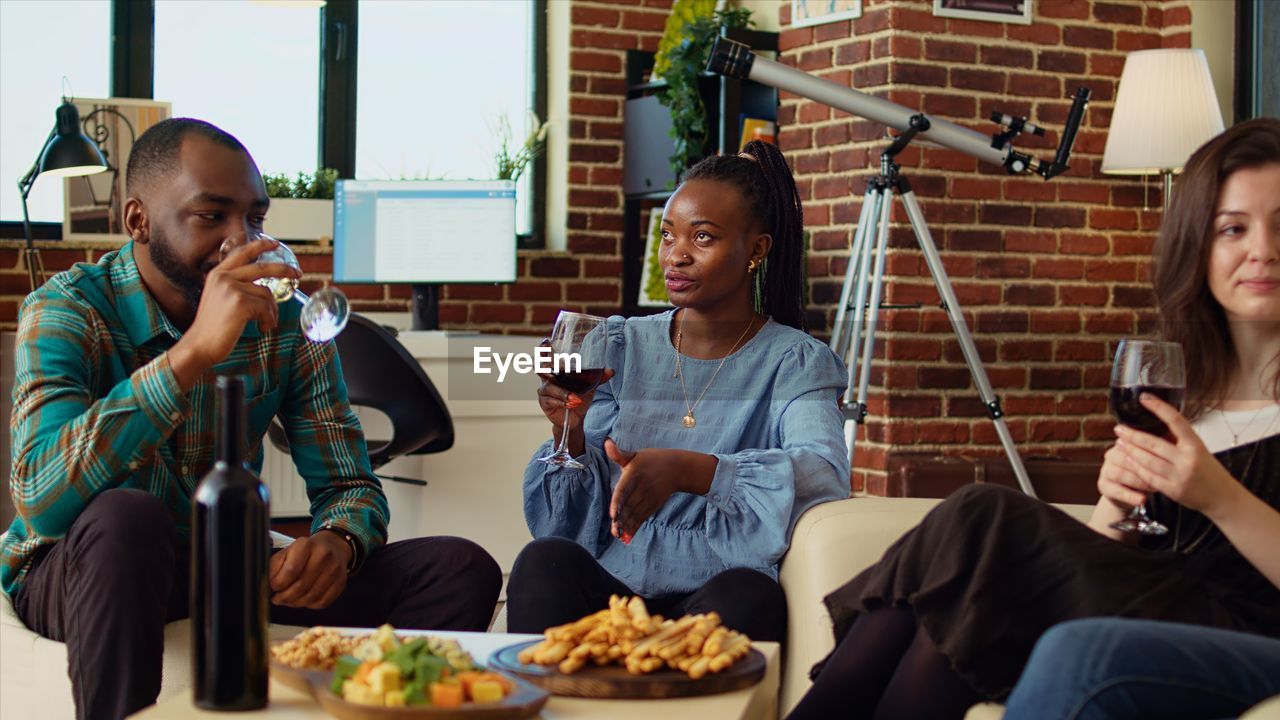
{"left": 148, "top": 227, "right": 206, "bottom": 313}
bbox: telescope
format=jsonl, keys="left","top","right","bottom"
{"left": 707, "top": 36, "right": 1090, "bottom": 178}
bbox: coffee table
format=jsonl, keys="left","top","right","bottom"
{"left": 130, "top": 631, "right": 780, "bottom": 720}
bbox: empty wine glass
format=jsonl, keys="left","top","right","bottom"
{"left": 1108, "top": 339, "right": 1186, "bottom": 535}
{"left": 538, "top": 311, "right": 609, "bottom": 469}
{"left": 219, "top": 232, "right": 350, "bottom": 342}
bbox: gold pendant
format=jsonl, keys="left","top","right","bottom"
{"left": 682, "top": 414, "right": 696, "bottom": 428}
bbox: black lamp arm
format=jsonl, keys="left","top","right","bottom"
{"left": 18, "top": 126, "right": 57, "bottom": 292}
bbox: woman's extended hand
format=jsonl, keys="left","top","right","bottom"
{"left": 604, "top": 438, "right": 716, "bottom": 542}
{"left": 1109, "top": 393, "right": 1243, "bottom": 518}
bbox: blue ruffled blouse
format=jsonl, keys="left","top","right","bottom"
{"left": 523, "top": 310, "right": 851, "bottom": 596}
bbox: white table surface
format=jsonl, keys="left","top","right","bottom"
{"left": 131, "top": 630, "right": 781, "bottom": 720}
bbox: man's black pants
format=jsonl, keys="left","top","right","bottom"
{"left": 13, "top": 489, "right": 502, "bottom": 720}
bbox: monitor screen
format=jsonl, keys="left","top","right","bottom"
{"left": 332, "top": 179, "right": 517, "bottom": 284}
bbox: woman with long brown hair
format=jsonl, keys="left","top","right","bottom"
{"left": 787, "top": 118, "right": 1280, "bottom": 720}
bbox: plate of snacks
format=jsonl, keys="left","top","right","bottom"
{"left": 271, "top": 625, "right": 549, "bottom": 719}
{"left": 489, "top": 595, "right": 765, "bottom": 699}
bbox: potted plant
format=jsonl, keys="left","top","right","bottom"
{"left": 493, "top": 113, "right": 549, "bottom": 182}
{"left": 263, "top": 168, "right": 338, "bottom": 243}
{"left": 654, "top": 1, "right": 754, "bottom": 178}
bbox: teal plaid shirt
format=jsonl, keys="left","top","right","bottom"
{"left": 2, "top": 243, "right": 388, "bottom": 596}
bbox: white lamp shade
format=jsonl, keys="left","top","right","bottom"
{"left": 1101, "top": 48, "right": 1225, "bottom": 175}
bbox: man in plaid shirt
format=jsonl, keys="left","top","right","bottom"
{"left": 2, "top": 118, "right": 501, "bottom": 720}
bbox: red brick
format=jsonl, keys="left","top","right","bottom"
{"left": 887, "top": 338, "right": 942, "bottom": 362}
{"left": 1057, "top": 394, "right": 1108, "bottom": 415}
{"left": 796, "top": 151, "right": 830, "bottom": 175}
{"left": 1001, "top": 340, "right": 1053, "bottom": 362}
{"left": 1039, "top": 0, "right": 1089, "bottom": 19}
{"left": 891, "top": 35, "right": 922, "bottom": 60}
{"left": 1059, "top": 182, "right": 1110, "bottom": 204}
{"left": 815, "top": 21, "right": 852, "bottom": 42}
{"left": 925, "top": 39, "right": 977, "bottom": 64}
{"left": 1112, "top": 285, "right": 1155, "bottom": 308}
{"left": 916, "top": 422, "right": 971, "bottom": 444}
{"left": 568, "top": 144, "right": 619, "bottom": 164}
{"left": 815, "top": 123, "right": 851, "bottom": 148}
{"left": 588, "top": 77, "right": 627, "bottom": 96}
{"left": 1007, "top": 22, "right": 1061, "bottom": 45}
{"left": 1064, "top": 25, "right": 1115, "bottom": 50}
{"left": 1060, "top": 284, "right": 1108, "bottom": 306}
{"left": 853, "top": 63, "right": 889, "bottom": 88}
{"left": 1116, "top": 31, "right": 1160, "bottom": 52}
{"left": 567, "top": 283, "right": 619, "bottom": 302}
{"left": 1034, "top": 207, "right": 1086, "bottom": 228}
{"left": 1003, "top": 231, "right": 1053, "bottom": 253}
{"left": 952, "top": 178, "right": 1002, "bottom": 199}
{"left": 1094, "top": 2, "right": 1143, "bottom": 25}
{"left": 1084, "top": 259, "right": 1136, "bottom": 282}
{"left": 977, "top": 311, "right": 1029, "bottom": 333}
{"left": 443, "top": 284, "right": 502, "bottom": 301}
{"left": 1055, "top": 339, "right": 1106, "bottom": 361}
{"left": 1113, "top": 235, "right": 1155, "bottom": 257}
{"left": 853, "top": 7, "right": 890, "bottom": 34}
{"left": 621, "top": 10, "right": 667, "bottom": 32}
{"left": 571, "top": 29, "right": 638, "bottom": 51}
{"left": 507, "top": 282, "right": 562, "bottom": 302}
{"left": 951, "top": 68, "right": 1006, "bottom": 94}
{"left": 1163, "top": 5, "right": 1191, "bottom": 27}
{"left": 779, "top": 27, "right": 813, "bottom": 53}
{"left": 1004, "top": 284, "right": 1055, "bottom": 305}
{"left": 923, "top": 93, "right": 977, "bottom": 119}
{"left": 981, "top": 46, "right": 1033, "bottom": 68}
{"left": 571, "top": 6, "right": 619, "bottom": 28}
{"left": 1090, "top": 53, "right": 1126, "bottom": 77}
{"left": 798, "top": 48, "right": 833, "bottom": 72}
{"left": 1060, "top": 232, "right": 1109, "bottom": 255}
{"left": 980, "top": 204, "right": 1033, "bottom": 226}
{"left": 584, "top": 260, "right": 623, "bottom": 277}
{"left": 1030, "top": 310, "right": 1082, "bottom": 334}
{"left": 948, "top": 230, "right": 1002, "bottom": 252}
{"left": 836, "top": 40, "right": 872, "bottom": 65}
{"left": 570, "top": 97, "right": 618, "bottom": 118}
{"left": 530, "top": 258, "right": 580, "bottom": 278}
{"left": 471, "top": 303, "right": 525, "bottom": 324}
{"left": 1089, "top": 209, "right": 1138, "bottom": 231}
{"left": 945, "top": 17, "right": 1004, "bottom": 38}
{"left": 1037, "top": 50, "right": 1087, "bottom": 74}
{"left": 1031, "top": 420, "right": 1080, "bottom": 442}
{"left": 1162, "top": 31, "right": 1192, "bottom": 49}
{"left": 568, "top": 189, "right": 617, "bottom": 209}
{"left": 1009, "top": 73, "right": 1061, "bottom": 98}
{"left": 567, "top": 234, "right": 617, "bottom": 254}
{"left": 1083, "top": 312, "right": 1136, "bottom": 334}
{"left": 1031, "top": 367, "right": 1082, "bottom": 390}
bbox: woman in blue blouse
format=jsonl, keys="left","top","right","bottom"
{"left": 506, "top": 140, "right": 851, "bottom": 642}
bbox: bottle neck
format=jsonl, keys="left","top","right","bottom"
{"left": 216, "top": 376, "right": 246, "bottom": 466}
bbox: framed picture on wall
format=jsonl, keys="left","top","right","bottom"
{"left": 933, "top": 0, "right": 1033, "bottom": 25}
{"left": 791, "top": 0, "right": 863, "bottom": 29}
{"left": 62, "top": 97, "right": 171, "bottom": 241}
{"left": 637, "top": 207, "right": 670, "bottom": 307}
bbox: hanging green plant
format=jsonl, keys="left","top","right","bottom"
{"left": 654, "top": 2, "right": 754, "bottom": 181}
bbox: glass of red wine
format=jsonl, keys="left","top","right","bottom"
{"left": 538, "top": 311, "right": 609, "bottom": 469}
{"left": 1108, "top": 338, "right": 1185, "bottom": 535}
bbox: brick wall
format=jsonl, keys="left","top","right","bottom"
{"left": 776, "top": 0, "right": 1192, "bottom": 493}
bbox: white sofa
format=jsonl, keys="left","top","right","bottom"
{"left": 777, "top": 495, "right": 1280, "bottom": 720}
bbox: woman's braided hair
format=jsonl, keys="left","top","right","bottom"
{"left": 682, "top": 140, "right": 806, "bottom": 330}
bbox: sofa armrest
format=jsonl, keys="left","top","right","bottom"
{"left": 779, "top": 496, "right": 942, "bottom": 714}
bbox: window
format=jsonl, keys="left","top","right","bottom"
{"left": 154, "top": 0, "right": 321, "bottom": 181}
{"left": 0, "top": 0, "right": 110, "bottom": 224}
{"left": 355, "top": 0, "right": 537, "bottom": 236}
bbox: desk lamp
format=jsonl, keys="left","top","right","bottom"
{"left": 1102, "top": 48, "right": 1225, "bottom": 213}
{"left": 17, "top": 100, "right": 109, "bottom": 292}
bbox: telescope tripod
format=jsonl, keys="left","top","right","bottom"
{"left": 830, "top": 121, "right": 1036, "bottom": 497}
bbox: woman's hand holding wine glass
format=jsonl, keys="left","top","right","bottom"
{"left": 1110, "top": 393, "right": 1248, "bottom": 522}
{"left": 536, "top": 311, "right": 611, "bottom": 469}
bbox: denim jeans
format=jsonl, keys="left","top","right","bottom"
{"left": 1004, "top": 618, "right": 1280, "bottom": 720}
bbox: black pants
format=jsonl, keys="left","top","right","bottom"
{"left": 506, "top": 536, "right": 787, "bottom": 643}
{"left": 12, "top": 488, "right": 502, "bottom": 720}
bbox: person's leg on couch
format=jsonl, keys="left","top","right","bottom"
{"left": 1004, "top": 618, "right": 1280, "bottom": 720}
{"left": 13, "top": 489, "right": 182, "bottom": 720}
{"left": 669, "top": 567, "right": 787, "bottom": 643}
{"left": 505, "top": 536, "right": 632, "bottom": 633}
{"left": 270, "top": 536, "right": 502, "bottom": 631}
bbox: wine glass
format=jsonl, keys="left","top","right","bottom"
{"left": 1108, "top": 339, "right": 1186, "bottom": 535}
{"left": 537, "top": 311, "right": 609, "bottom": 469}
{"left": 220, "top": 232, "right": 350, "bottom": 342}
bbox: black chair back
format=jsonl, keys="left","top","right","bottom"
{"left": 334, "top": 314, "right": 454, "bottom": 467}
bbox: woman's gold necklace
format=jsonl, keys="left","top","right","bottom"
{"left": 673, "top": 313, "right": 756, "bottom": 428}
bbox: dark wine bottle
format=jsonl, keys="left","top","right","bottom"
{"left": 191, "top": 375, "right": 270, "bottom": 710}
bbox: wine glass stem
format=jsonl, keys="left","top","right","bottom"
{"left": 558, "top": 408, "right": 573, "bottom": 456}
{"left": 292, "top": 289, "right": 310, "bottom": 305}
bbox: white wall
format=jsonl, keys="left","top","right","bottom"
{"left": 734, "top": 0, "right": 784, "bottom": 32}
{"left": 1189, "top": 0, "right": 1236, "bottom": 125}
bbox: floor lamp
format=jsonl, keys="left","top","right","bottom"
{"left": 18, "top": 100, "right": 109, "bottom": 292}
{"left": 1101, "top": 48, "right": 1225, "bottom": 213}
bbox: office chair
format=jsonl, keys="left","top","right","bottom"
{"left": 267, "top": 313, "right": 453, "bottom": 485}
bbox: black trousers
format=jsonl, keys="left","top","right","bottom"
{"left": 12, "top": 488, "right": 502, "bottom": 720}
{"left": 506, "top": 536, "right": 787, "bottom": 643}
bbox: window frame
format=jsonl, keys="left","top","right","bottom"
{"left": 1, "top": 0, "right": 548, "bottom": 248}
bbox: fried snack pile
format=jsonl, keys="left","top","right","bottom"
{"left": 271, "top": 627, "right": 365, "bottom": 671}
{"left": 517, "top": 595, "right": 752, "bottom": 680}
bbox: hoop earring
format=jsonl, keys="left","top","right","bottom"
{"left": 747, "top": 259, "right": 758, "bottom": 273}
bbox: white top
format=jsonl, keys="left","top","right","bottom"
{"left": 1192, "top": 403, "right": 1280, "bottom": 454}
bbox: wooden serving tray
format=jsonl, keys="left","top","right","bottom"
{"left": 269, "top": 660, "right": 549, "bottom": 720}
{"left": 488, "top": 640, "right": 766, "bottom": 699}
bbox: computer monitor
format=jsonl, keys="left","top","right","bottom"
{"left": 333, "top": 179, "right": 518, "bottom": 330}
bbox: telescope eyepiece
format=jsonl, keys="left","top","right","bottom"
{"left": 707, "top": 36, "right": 755, "bottom": 80}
